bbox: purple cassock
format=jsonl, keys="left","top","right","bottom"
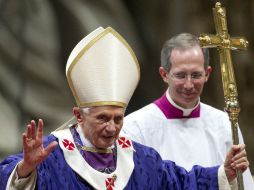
{"left": 0, "top": 124, "right": 219, "bottom": 190}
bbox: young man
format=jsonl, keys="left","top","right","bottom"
{"left": 123, "top": 33, "right": 254, "bottom": 189}
{"left": 0, "top": 28, "right": 248, "bottom": 190}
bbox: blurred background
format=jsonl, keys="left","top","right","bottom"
{"left": 0, "top": 0, "right": 253, "bottom": 174}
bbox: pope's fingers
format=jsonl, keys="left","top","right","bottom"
{"left": 231, "top": 157, "right": 249, "bottom": 167}
{"left": 22, "top": 133, "right": 32, "bottom": 152}
{"left": 232, "top": 149, "right": 246, "bottom": 162}
{"left": 26, "top": 124, "right": 32, "bottom": 139}
{"left": 227, "top": 144, "right": 245, "bottom": 160}
{"left": 44, "top": 141, "right": 58, "bottom": 157}
{"left": 31, "top": 122, "right": 36, "bottom": 140}
{"left": 234, "top": 161, "right": 249, "bottom": 173}
{"left": 30, "top": 120, "right": 36, "bottom": 128}
{"left": 36, "top": 119, "right": 44, "bottom": 140}
{"left": 38, "top": 119, "right": 44, "bottom": 126}
{"left": 232, "top": 144, "right": 245, "bottom": 153}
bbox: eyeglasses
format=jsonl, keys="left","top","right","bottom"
{"left": 170, "top": 72, "right": 205, "bottom": 82}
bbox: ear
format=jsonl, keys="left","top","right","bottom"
{"left": 73, "top": 107, "right": 83, "bottom": 123}
{"left": 205, "top": 66, "right": 212, "bottom": 82}
{"left": 159, "top": 67, "right": 169, "bottom": 83}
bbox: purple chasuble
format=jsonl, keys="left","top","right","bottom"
{"left": 70, "top": 125, "right": 116, "bottom": 173}
{"left": 153, "top": 93, "right": 200, "bottom": 119}
{"left": 0, "top": 131, "right": 219, "bottom": 189}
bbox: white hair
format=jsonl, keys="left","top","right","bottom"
{"left": 79, "top": 106, "right": 126, "bottom": 115}
{"left": 79, "top": 107, "right": 91, "bottom": 114}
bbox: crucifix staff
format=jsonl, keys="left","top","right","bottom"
{"left": 198, "top": 2, "right": 248, "bottom": 190}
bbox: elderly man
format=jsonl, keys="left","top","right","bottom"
{"left": 123, "top": 33, "right": 254, "bottom": 188}
{"left": 0, "top": 28, "right": 249, "bottom": 190}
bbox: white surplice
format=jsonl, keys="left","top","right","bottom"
{"left": 123, "top": 91, "right": 254, "bottom": 189}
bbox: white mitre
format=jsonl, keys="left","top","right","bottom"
{"left": 66, "top": 27, "right": 140, "bottom": 108}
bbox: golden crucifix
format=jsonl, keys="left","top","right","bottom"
{"left": 198, "top": 2, "right": 248, "bottom": 190}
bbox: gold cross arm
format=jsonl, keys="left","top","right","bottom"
{"left": 199, "top": 34, "right": 248, "bottom": 50}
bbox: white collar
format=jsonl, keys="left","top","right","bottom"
{"left": 166, "top": 89, "right": 200, "bottom": 116}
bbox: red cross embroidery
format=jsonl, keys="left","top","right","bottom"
{"left": 105, "top": 177, "right": 115, "bottom": 190}
{"left": 117, "top": 137, "right": 131, "bottom": 148}
{"left": 62, "top": 139, "right": 75, "bottom": 151}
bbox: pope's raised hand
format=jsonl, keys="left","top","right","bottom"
{"left": 17, "top": 119, "right": 57, "bottom": 178}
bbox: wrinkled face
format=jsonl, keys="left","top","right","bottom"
{"left": 78, "top": 106, "right": 124, "bottom": 149}
{"left": 160, "top": 45, "right": 211, "bottom": 108}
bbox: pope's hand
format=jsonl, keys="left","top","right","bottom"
{"left": 224, "top": 144, "right": 249, "bottom": 182}
{"left": 17, "top": 119, "right": 58, "bottom": 178}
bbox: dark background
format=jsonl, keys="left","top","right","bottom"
{"left": 0, "top": 0, "right": 253, "bottom": 174}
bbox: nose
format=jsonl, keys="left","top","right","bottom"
{"left": 105, "top": 120, "right": 117, "bottom": 133}
{"left": 183, "top": 76, "right": 194, "bottom": 89}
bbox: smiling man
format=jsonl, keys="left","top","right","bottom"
{"left": 162, "top": 44, "right": 211, "bottom": 108}
{"left": 0, "top": 29, "right": 249, "bottom": 190}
